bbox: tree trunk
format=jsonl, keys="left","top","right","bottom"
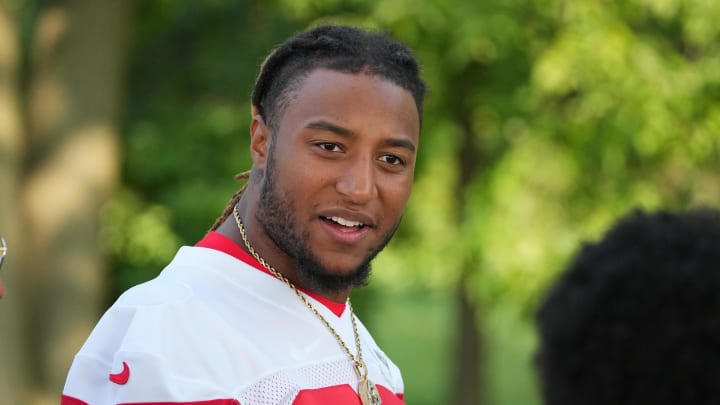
{"left": 451, "top": 107, "right": 486, "bottom": 405}
{"left": 453, "top": 279, "right": 484, "bottom": 405}
{"left": 0, "top": 4, "right": 29, "bottom": 403}
{"left": 18, "top": 1, "right": 133, "bottom": 402}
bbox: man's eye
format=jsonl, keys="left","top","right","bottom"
{"left": 318, "top": 143, "right": 341, "bottom": 152}
{"left": 379, "top": 154, "right": 404, "bottom": 165}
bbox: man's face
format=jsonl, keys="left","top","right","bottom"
{"left": 255, "top": 69, "right": 420, "bottom": 293}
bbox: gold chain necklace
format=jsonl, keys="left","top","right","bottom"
{"left": 232, "top": 206, "right": 382, "bottom": 405}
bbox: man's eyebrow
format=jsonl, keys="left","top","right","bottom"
{"left": 306, "top": 120, "right": 417, "bottom": 153}
{"left": 382, "top": 138, "right": 416, "bottom": 153}
{"left": 305, "top": 120, "right": 356, "bottom": 137}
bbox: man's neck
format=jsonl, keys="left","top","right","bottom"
{"left": 214, "top": 214, "right": 352, "bottom": 304}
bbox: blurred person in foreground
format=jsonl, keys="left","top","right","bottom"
{"left": 535, "top": 208, "right": 720, "bottom": 405}
{"left": 62, "top": 24, "right": 425, "bottom": 405}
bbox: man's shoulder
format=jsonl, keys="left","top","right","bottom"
{"left": 74, "top": 247, "right": 210, "bottom": 354}
{"left": 112, "top": 244, "right": 233, "bottom": 308}
{"left": 114, "top": 272, "right": 192, "bottom": 309}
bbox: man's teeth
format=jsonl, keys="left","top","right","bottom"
{"left": 328, "top": 216, "right": 364, "bottom": 227}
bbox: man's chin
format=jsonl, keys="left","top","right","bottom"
{"left": 295, "top": 261, "right": 372, "bottom": 294}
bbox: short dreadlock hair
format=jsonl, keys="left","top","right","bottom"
{"left": 535, "top": 208, "right": 720, "bottom": 405}
{"left": 251, "top": 24, "right": 426, "bottom": 132}
{"left": 210, "top": 24, "right": 426, "bottom": 230}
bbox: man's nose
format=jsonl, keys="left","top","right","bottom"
{"left": 335, "top": 158, "right": 378, "bottom": 205}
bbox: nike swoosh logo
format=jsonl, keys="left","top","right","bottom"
{"left": 109, "top": 361, "right": 130, "bottom": 385}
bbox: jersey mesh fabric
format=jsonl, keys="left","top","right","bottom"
{"left": 237, "top": 359, "right": 357, "bottom": 404}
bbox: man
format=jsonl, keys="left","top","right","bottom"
{"left": 535, "top": 208, "right": 720, "bottom": 405}
{"left": 62, "top": 24, "right": 425, "bottom": 405}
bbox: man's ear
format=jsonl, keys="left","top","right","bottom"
{"left": 250, "top": 115, "right": 270, "bottom": 171}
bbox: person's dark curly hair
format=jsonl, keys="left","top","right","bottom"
{"left": 535, "top": 208, "right": 720, "bottom": 405}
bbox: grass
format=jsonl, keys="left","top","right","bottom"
{"left": 363, "top": 288, "right": 542, "bottom": 405}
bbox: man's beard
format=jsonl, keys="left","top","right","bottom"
{"left": 255, "top": 148, "right": 399, "bottom": 295}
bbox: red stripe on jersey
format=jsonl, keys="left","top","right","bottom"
{"left": 119, "top": 401, "right": 239, "bottom": 405}
{"left": 292, "top": 384, "right": 406, "bottom": 404}
{"left": 378, "top": 385, "right": 407, "bottom": 404}
{"left": 61, "top": 395, "right": 90, "bottom": 405}
{"left": 196, "top": 231, "right": 347, "bottom": 317}
{"left": 61, "top": 386, "right": 404, "bottom": 405}
{"left": 377, "top": 385, "right": 405, "bottom": 405}
{"left": 61, "top": 395, "right": 239, "bottom": 405}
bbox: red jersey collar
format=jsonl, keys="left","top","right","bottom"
{"left": 195, "top": 231, "right": 347, "bottom": 317}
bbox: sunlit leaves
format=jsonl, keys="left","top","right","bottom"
{"left": 100, "top": 189, "right": 181, "bottom": 294}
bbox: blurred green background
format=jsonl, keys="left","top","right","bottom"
{"left": 0, "top": 0, "right": 719, "bottom": 404}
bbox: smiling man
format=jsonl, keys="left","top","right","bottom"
{"left": 62, "top": 25, "right": 426, "bottom": 405}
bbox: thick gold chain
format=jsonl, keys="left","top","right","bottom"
{"left": 232, "top": 206, "right": 368, "bottom": 380}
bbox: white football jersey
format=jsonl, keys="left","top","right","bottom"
{"left": 62, "top": 232, "right": 406, "bottom": 405}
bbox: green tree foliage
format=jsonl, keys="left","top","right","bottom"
{"left": 263, "top": 0, "right": 720, "bottom": 309}
{"left": 102, "top": 1, "right": 306, "bottom": 296}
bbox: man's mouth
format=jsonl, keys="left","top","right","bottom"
{"left": 321, "top": 216, "right": 367, "bottom": 229}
